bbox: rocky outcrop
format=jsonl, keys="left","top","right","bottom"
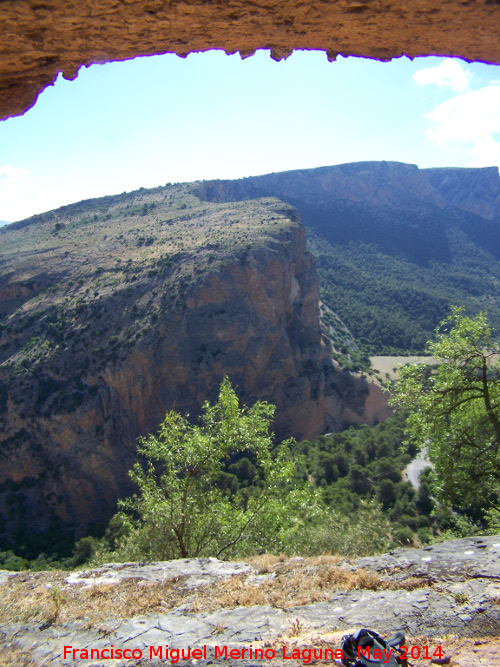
{"left": 1, "top": 536, "right": 500, "bottom": 666}
{"left": 2, "top": 1, "right": 500, "bottom": 120}
{"left": 336, "top": 381, "right": 392, "bottom": 428}
{"left": 0, "top": 186, "right": 378, "bottom": 542}
{"left": 425, "top": 166, "right": 500, "bottom": 221}
{"left": 102, "top": 223, "right": 327, "bottom": 445}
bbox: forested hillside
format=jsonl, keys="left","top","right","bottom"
{"left": 307, "top": 205, "right": 500, "bottom": 354}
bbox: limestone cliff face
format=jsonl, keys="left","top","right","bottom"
{"left": 196, "top": 162, "right": 437, "bottom": 209}
{"left": 0, "top": 183, "right": 385, "bottom": 542}
{"left": 424, "top": 166, "right": 500, "bottom": 221}
{"left": 102, "top": 224, "right": 327, "bottom": 447}
{"left": 194, "top": 161, "right": 500, "bottom": 220}
{"left": 0, "top": 189, "right": 352, "bottom": 541}
{"left": 195, "top": 162, "right": 500, "bottom": 276}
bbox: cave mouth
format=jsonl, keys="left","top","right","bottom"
{"left": 1, "top": 0, "right": 500, "bottom": 121}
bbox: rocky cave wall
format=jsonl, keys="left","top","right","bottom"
{"left": 1, "top": 0, "right": 500, "bottom": 121}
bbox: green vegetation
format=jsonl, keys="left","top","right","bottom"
{"left": 320, "top": 304, "right": 371, "bottom": 373}
{"left": 392, "top": 308, "right": 500, "bottom": 520}
{"left": 95, "top": 352, "right": 499, "bottom": 564}
{"left": 2, "top": 379, "right": 493, "bottom": 570}
{"left": 104, "top": 378, "right": 317, "bottom": 561}
{"left": 0, "top": 535, "right": 101, "bottom": 572}
{"left": 306, "top": 206, "right": 500, "bottom": 356}
{"left": 95, "top": 378, "right": 497, "bottom": 561}
{"left": 294, "top": 412, "right": 438, "bottom": 548}
{"left": 97, "top": 379, "right": 409, "bottom": 562}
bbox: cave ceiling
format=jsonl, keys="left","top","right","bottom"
{"left": 1, "top": 0, "right": 499, "bottom": 121}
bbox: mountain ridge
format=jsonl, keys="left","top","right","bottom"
{"left": 194, "top": 161, "right": 500, "bottom": 220}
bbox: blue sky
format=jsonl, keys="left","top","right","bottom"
{"left": 1, "top": 50, "right": 500, "bottom": 222}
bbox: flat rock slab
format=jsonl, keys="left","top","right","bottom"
{"left": 2, "top": 536, "right": 499, "bottom": 666}
{"left": 0, "top": 569, "right": 11, "bottom": 586}
{"left": 65, "top": 557, "right": 253, "bottom": 589}
{"left": 354, "top": 535, "right": 500, "bottom": 582}
{"left": 5, "top": 591, "right": 500, "bottom": 666}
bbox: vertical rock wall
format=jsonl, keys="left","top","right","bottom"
{"left": 0, "top": 223, "right": 330, "bottom": 538}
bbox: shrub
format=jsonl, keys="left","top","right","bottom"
{"left": 68, "top": 536, "right": 98, "bottom": 566}
{"left": 108, "top": 378, "right": 318, "bottom": 561}
{"left": 0, "top": 550, "right": 29, "bottom": 571}
{"left": 417, "top": 527, "right": 432, "bottom": 544}
{"left": 291, "top": 501, "right": 392, "bottom": 558}
{"left": 392, "top": 525, "right": 414, "bottom": 546}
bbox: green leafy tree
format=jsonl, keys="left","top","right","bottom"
{"left": 112, "top": 378, "right": 318, "bottom": 560}
{"left": 392, "top": 307, "right": 500, "bottom": 515}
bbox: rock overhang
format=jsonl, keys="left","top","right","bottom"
{"left": 1, "top": 0, "right": 500, "bottom": 121}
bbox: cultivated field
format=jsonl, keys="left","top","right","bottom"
{"left": 370, "top": 356, "right": 436, "bottom": 381}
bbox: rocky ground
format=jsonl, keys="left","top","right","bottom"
{"left": 0, "top": 536, "right": 499, "bottom": 666}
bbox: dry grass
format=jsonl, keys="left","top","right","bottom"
{"left": 0, "top": 571, "right": 189, "bottom": 628}
{"left": 287, "top": 617, "right": 304, "bottom": 637}
{"left": 0, "top": 639, "right": 38, "bottom": 667}
{"left": 0, "top": 555, "right": 427, "bottom": 630}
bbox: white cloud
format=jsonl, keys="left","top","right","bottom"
{"left": 0, "top": 165, "right": 68, "bottom": 222}
{"left": 421, "top": 84, "right": 500, "bottom": 168}
{"left": 469, "top": 136, "right": 500, "bottom": 168}
{"left": 0, "top": 165, "right": 29, "bottom": 185}
{"left": 413, "top": 59, "right": 471, "bottom": 93}
{"left": 425, "top": 85, "right": 500, "bottom": 143}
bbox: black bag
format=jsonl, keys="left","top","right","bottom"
{"left": 336, "top": 628, "right": 408, "bottom": 667}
